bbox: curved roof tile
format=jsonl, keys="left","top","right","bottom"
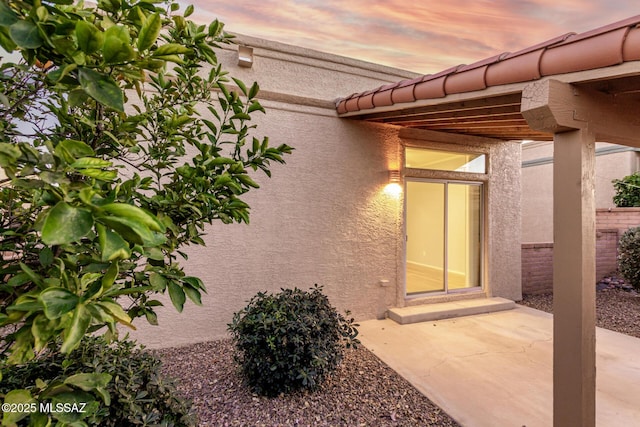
{"left": 336, "top": 15, "right": 640, "bottom": 115}
{"left": 623, "top": 27, "right": 640, "bottom": 60}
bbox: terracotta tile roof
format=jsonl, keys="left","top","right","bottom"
{"left": 336, "top": 15, "right": 640, "bottom": 115}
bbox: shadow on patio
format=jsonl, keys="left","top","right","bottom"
{"left": 358, "top": 306, "right": 640, "bottom": 427}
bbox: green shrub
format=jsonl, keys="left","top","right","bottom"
{"left": 613, "top": 172, "right": 640, "bottom": 207}
{"left": 619, "top": 226, "right": 640, "bottom": 290}
{"left": 0, "top": 337, "right": 195, "bottom": 426}
{"left": 228, "top": 286, "right": 359, "bottom": 397}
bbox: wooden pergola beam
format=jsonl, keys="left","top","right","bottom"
{"left": 521, "top": 79, "right": 640, "bottom": 147}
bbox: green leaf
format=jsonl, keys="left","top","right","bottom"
{"left": 41, "top": 202, "right": 94, "bottom": 245}
{"left": 183, "top": 276, "right": 206, "bottom": 291}
{"left": 78, "top": 168, "right": 118, "bottom": 181}
{"left": 95, "top": 300, "right": 133, "bottom": 327}
{"left": 9, "top": 20, "right": 43, "bottom": 48}
{"left": 232, "top": 77, "right": 247, "bottom": 96}
{"left": 153, "top": 43, "right": 192, "bottom": 57}
{"left": 184, "top": 4, "right": 194, "bottom": 17}
{"left": 7, "top": 272, "right": 31, "bottom": 287}
{"left": 40, "top": 287, "right": 80, "bottom": 319}
{"left": 137, "top": 12, "right": 161, "bottom": 51}
{"left": 78, "top": 67, "right": 124, "bottom": 112}
{"left": 208, "top": 19, "right": 223, "bottom": 37}
{"left": 183, "top": 282, "right": 202, "bottom": 305}
{"left": 55, "top": 139, "right": 95, "bottom": 163}
{"left": 2, "top": 389, "right": 36, "bottom": 425}
{"left": 86, "top": 303, "right": 112, "bottom": 323}
{"left": 32, "top": 314, "right": 61, "bottom": 351}
{"left": 61, "top": 303, "right": 91, "bottom": 353}
{"left": 248, "top": 82, "right": 260, "bottom": 99}
{"left": 98, "top": 223, "right": 131, "bottom": 261}
{"left": 0, "top": 2, "right": 18, "bottom": 26}
{"left": 102, "top": 25, "right": 133, "bottom": 64}
{"left": 145, "top": 309, "right": 158, "bottom": 325}
{"left": 149, "top": 272, "right": 167, "bottom": 291}
{"left": 101, "top": 203, "right": 164, "bottom": 232}
{"left": 248, "top": 100, "right": 264, "bottom": 113}
{"left": 80, "top": 273, "right": 102, "bottom": 293}
{"left": 76, "top": 20, "right": 104, "bottom": 54}
{"left": 145, "top": 247, "right": 164, "bottom": 261}
{"left": 0, "top": 25, "right": 17, "bottom": 52}
{"left": 69, "top": 88, "right": 89, "bottom": 107}
{"left": 65, "top": 372, "right": 112, "bottom": 391}
{"left": 237, "top": 174, "right": 260, "bottom": 188}
{"left": 47, "top": 62, "right": 78, "bottom": 83}
{"left": 167, "top": 281, "right": 186, "bottom": 312}
{"left": 50, "top": 391, "right": 98, "bottom": 423}
{"left": 7, "top": 327, "right": 35, "bottom": 364}
{"left": 35, "top": 5, "right": 48, "bottom": 22}
{"left": 71, "top": 157, "right": 112, "bottom": 169}
{"left": 98, "top": 216, "right": 159, "bottom": 246}
{"left": 18, "top": 262, "right": 44, "bottom": 287}
{"left": 39, "top": 246, "right": 54, "bottom": 266}
{"left": 101, "top": 261, "right": 119, "bottom": 290}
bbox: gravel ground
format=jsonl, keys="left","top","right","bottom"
{"left": 519, "top": 286, "right": 640, "bottom": 338}
{"left": 158, "top": 340, "right": 460, "bottom": 426}
{"left": 157, "top": 281, "right": 640, "bottom": 426}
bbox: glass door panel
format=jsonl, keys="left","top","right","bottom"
{"left": 405, "top": 180, "right": 482, "bottom": 295}
{"left": 447, "top": 184, "right": 482, "bottom": 290}
{"left": 405, "top": 181, "right": 445, "bottom": 294}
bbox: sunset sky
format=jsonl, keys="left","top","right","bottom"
{"left": 189, "top": 1, "right": 638, "bottom": 74}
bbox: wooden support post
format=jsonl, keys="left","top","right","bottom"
{"left": 521, "top": 79, "right": 612, "bottom": 427}
{"left": 553, "top": 128, "right": 596, "bottom": 427}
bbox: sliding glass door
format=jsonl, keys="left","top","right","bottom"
{"left": 405, "top": 180, "right": 482, "bottom": 295}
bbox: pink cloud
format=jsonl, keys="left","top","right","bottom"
{"left": 186, "top": 0, "right": 639, "bottom": 74}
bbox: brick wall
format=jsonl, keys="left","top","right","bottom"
{"left": 521, "top": 243, "right": 553, "bottom": 295}
{"left": 521, "top": 209, "right": 640, "bottom": 295}
{"left": 596, "top": 229, "right": 621, "bottom": 279}
{"left": 596, "top": 207, "right": 640, "bottom": 232}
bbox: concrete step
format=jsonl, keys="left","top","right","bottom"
{"left": 387, "top": 297, "right": 516, "bottom": 325}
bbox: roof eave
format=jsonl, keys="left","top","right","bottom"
{"left": 337, "top": 60, "right": 640, "bottom": 119}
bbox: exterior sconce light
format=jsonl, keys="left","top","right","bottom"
{"left": 384, "top": 170, "right": 402, "bottom": 197}
{"left": 238, "top": 46, "right": 253, "bottom": 68}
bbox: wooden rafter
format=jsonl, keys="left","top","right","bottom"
{"left": 347, "top": 73, "right": 640, "bottom": 142}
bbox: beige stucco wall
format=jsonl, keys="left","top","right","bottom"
{"left": 126, "top": 36, "right": 522, "bottom": 348}
{"left": 488, "top": 140, "right": 522, "bottom": 301}
{"left": 522, "top": 141, "right": 640, "bottom": 243}
{"left": 127, "top": 36, "right": 417, "bottom": 348}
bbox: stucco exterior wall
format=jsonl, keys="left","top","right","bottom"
{"left": 522, "top": 141, "right": 640, "bottom": 243}
{"left": 126, "top": 36, "right": 522, "bottom": 348}
{"left": 127, "top": 37, "right": 416, "bottom": 348}
{"left": 488, "top": 140, "right": 522, "bottom": 301}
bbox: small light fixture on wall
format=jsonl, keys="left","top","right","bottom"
{"left": 384, "top": 170, "right": 402, "bottom": 197}
{"left": 238, "top": 46, "right": 253, "bottom": 68}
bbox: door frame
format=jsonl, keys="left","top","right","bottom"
{"left": 404, "top": 177, "right": 485, "bottom": 297}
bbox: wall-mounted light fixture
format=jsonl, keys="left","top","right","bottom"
{"left": 238, "top": 46, "right": 253, "bottom": 68}
{"left": 384, "top": 170, "right": 402, "bottom": 197}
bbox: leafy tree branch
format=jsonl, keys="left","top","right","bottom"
{"left": 0, "top": 3, "right": 291, "bottom": 420}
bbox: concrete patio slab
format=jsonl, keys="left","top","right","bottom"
{"left": 358, "top": 305, "right": 640, "bottom": 427}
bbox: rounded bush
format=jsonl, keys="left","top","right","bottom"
{"left": 619, "top": 226, "right": 640, "bottom": 290}
{"left": 228, "top": 285, "right": 359, "bottom": 397}
{"left": 0, "top": 337, "right": 195, "bottom": 426}
{"left": 613, "top": 172, "right": 640, "bottom": 207}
